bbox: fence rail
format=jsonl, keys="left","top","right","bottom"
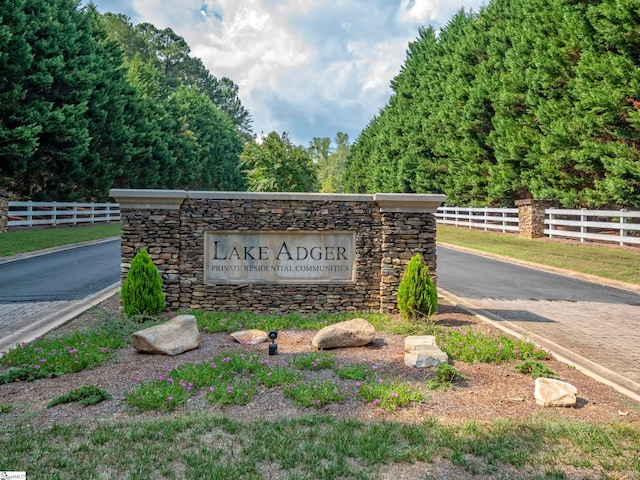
{"left": 545, "top": 208, "right": 640, "bottom": 246}
{"left": 7, "top": 201, "right": 120, "bottom": 228}
{"left": 436, "top": 205, "right": 640, "bottom": 247}
{"left": 435, "top": 206, "right": 519, "bottom": 233}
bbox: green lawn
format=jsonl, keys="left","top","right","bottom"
{"left": 0, "top": 223, "right": 121, "bottom": 257}
{"left": 1, "top": 311, "right": 638, "bottom": 479}
{"left": 437, "top": 225, "right": 640, "bottom": 285}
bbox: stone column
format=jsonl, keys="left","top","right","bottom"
{"left": 515, "top": 199, "right": 557, "bottom": 239}
{"left": 109, "top": 189, "right": 187, "bottom": 309}
{"left": 0, "top": 191, "right": 12, "bottom": 233}
{"left": 375, "top": 194, "right": 445, "bottom": 314}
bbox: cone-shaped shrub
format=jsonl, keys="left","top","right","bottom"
{"left": 397, "top": 253, "right": 438, "bottom": 320}
{"left": 121, "top": 248, "right": 165, "bottom": 318}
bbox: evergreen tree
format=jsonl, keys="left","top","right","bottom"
{"left": 241, "top": 132, "right": 318, "bottom": 192}
{"left": 0, "top": 0, "right": 40, "bottom": 191}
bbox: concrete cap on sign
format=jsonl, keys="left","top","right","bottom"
{"left": 188, "top": 191, "right": 372, "bottom": 202}
{"left": 109, "top": 189, "right": 187, "bottom": 210}
{"left": 373, "top": 193, "right": 446, "bottom": 213}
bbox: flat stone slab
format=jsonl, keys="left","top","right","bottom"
{"left": 131, "top": 314, "right": 200, "bottom": 356}
{"left": 404, "top": 335, "right": 448, "bottom": 368}
{"left": 230, "top": 329, "right": 268, "bottom": 345}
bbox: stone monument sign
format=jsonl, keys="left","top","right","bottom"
{"left": 109, "top": 190, "right": 445, "bottom": 314}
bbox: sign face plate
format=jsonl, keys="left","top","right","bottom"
{"left": 204, "top": 231, "right": 356, "bottom": 284}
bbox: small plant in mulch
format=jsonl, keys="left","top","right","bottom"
{"left": 397, "top": 253, "right": 438, "bottom": 321}
{"left": 283, "top": 381, "right": 348, "bottom": 408}
{"left": 437, "top": 327, "right": 550, "bottom": 364}
{"left": 121, "top": 247, "right": 165, "bottom": 319}
{"left": 426, "top": 363, "right": 467, "bottom": 390}
{"left": 0, "top": 404, "right": 12, "bottom": 414}
{"left": 357, "top": 379, "right": 423, "bottom": 411}
{"left": 47, "top": 385, "right": 111, "bottom": 408}
{"left": 335, "top": 363, "right": 370, "bottom": 381}
{"left": 514, "top": 360, "right": 558, "bottom": 379}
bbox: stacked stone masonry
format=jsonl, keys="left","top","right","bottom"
{"left": 0, "top": 191, "right": 11, "bottom": 233}
{"left": 111, "top": 190, "right": 445, "bottom": 314}
{"left": 515, "top": 199, "right": 558, "bottom": 239}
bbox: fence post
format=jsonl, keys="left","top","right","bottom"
{"left": 620, "top": 209, "right": 627, "bottom": 247}
{"left": 580, "top": 208, "right": 587, "bottom": 243}
{"left": 484, "top": 207, "right": 488, "bottom": 232}
{"left": 0, "top": 191, "right": 11, "bottom": 233}
{"left": 548, "top": 210, "right": 555, "bottom": 238}
{"left": 51, "top": 201, "right": 57, "bottom": 226}
{"left": 515, "top": 199, "right": 557, "bottom": 239}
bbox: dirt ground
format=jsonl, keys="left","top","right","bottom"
{"left": 1, "top": 295, "right": 638, "bottom": 432}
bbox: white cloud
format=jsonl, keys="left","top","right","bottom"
{"left": 88, "top": 0, "right": 487, "bottom": 145}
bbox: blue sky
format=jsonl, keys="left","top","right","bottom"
{"left": 86, "top": 0, "right": 486, "bottom": 146}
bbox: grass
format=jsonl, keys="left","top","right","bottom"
{"left": 437, "top": 224, "right": 640, "bottom": 285}
{"left": 0, "top": 314, "right": 161, "bottom": 383}
{"left": 436, "top": 326, "right": 550, "bottom": 364}
{"left": 47, "top": 385, "right": 111, "bottom": 408}
{"left": 1, "top": 308, "right": 638, "bottom": 477}
{"left": 0, "top": 412, "right": 637, "bottom": 479}
{"left": 0, "top": 223, "right": 120, "bottom": 257}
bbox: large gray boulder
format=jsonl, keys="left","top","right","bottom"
{"left": 131, "top": 314, "right": 200, "bottom": 356}
{"left": 404, "top": 335, "right": 448, "bottom": 368}
{"left": 534, "top": 377, "right": 577, "bottom": 407}
{"left": 312, "top": 318, "right": 375, "bottom": 350}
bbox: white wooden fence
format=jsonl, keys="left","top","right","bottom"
{"left": 7, "top": 201, "right": 120, "bottom": 227}
{"left": 436, "top": 206, "right": 640, "bottom": 247}
{"left": 546, "top": 208, "right": 640, "bottom": 246}
{"left": 435, "top": 206, "right": 519, "bottom": 233}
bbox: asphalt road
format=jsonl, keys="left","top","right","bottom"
{"left": 0, "top": 239, "right": 121, "bottom": 303}
{"left": 436, "top": 245, "right": 640, "bottom": 306}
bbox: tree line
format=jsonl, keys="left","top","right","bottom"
{"left": 0, "top": 0, "right": 251, "bottom": 200}
{"left": 344, "top": 0, "right": 640, "bottom": 208}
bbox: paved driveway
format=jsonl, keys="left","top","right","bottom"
{"left": 437, "top": 244, "right": 640, "bottom": 400}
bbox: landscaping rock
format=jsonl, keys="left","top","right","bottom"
{"left": 404, "top": 335, "right": 448, "bottom": 368}
{"left": 312, "top": 318, "right": 375, "bottom": 350}
{"left": 534, "top": 377, "right": 577, "bottom": 407}
{"left": 230, "top": 329, "right": 268, "bottom": 345}
{"left": 131, "top": 314, "right": 200, "bottom": 356}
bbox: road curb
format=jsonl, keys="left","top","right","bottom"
{"left": 439, "top": 288, "right": 640, "bottom": 403}
{"left": 0, "top": 283, "right": 120, "bottom": 356}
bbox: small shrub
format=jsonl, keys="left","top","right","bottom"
{"left": 397, "top": 254, "right": 438, "bottom": 321}
{"left": 0, "top": 404, "right": 12, "bottom": 414}
{"left": 427, "top": 363, "right": 467, "bottom": 390}
{"left": 515, "top": 360, "right": 557, "bottom": 379}
{"left": 48, "top": 385, "right": 111, "bottom": 408}
{"left": 121, "top": 248, "right": 165, "bottom": 318}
